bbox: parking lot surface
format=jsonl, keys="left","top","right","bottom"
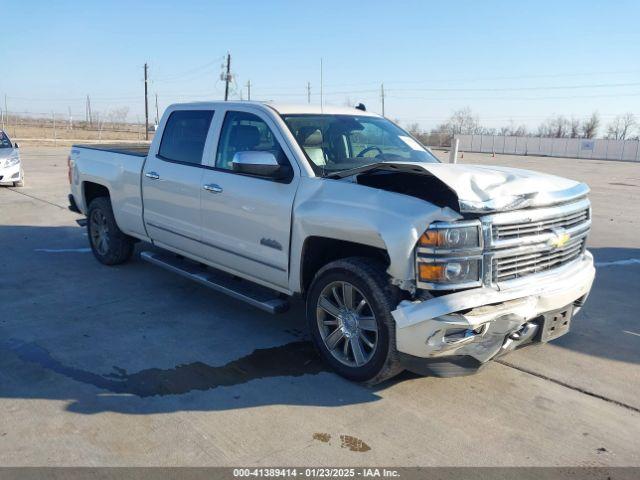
{"left": 0, "top": 147, "right": 639, "bottom": 466}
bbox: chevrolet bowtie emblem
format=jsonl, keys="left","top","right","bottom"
{"left": 549, "top": 228, "right": 570, "bottom": 248}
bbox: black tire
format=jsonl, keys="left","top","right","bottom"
{"left": 306, "top": 257, "right": 403, "bottom": 385}
{"left": 87, "top": 196, "right": 134, "bottom": 265}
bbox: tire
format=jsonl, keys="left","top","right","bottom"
{"left": 87, "top": 196, "right": 134, "bottom": 265}
{"left": 306, "top": 257, "right": 403, "bottom": 385}
{"left": 13, "top": 169, "right": 25, "bottom": 187}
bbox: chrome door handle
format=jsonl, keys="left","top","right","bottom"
{"left": 145, "top": 171, "right": 160, "bottom": 180}
{"left": 203, "top": 184, "right": 223, "bottom": 193}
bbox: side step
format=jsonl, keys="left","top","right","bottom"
{"left": 140, "top": 251, "right": 290, "bottom": 314}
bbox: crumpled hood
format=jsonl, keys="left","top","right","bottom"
{"left": 374, "top": 162, "right": 589, "bottom": 213}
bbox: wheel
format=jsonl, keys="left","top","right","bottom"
{"left": 13, "top": 169, "right": 25, "bottom": 187}
{"left": 87, "top": 196, "right": 134, "bottom": 265}
{"left": 306, "top": 257, "right": 403, "bottom": 384}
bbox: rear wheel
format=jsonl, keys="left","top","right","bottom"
{"left": 87, "top": 197, "right": 134, "bottom": 265}
{"left": 306, "top": 257, "right": 403, "bottom": 384}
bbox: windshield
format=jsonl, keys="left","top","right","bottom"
{"left": 281, "top": 114, "right": 439, "bottom": 176}
{"left": 0, "top": 131, "right": 12, "bottom": 148}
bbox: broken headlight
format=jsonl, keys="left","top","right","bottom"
{"left": 416, "top": 221, "right": 483, "bottom": 289}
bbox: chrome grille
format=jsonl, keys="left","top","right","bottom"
{"left": 492, "top": 207, "right": 589, "bottom": 242}
{"left": 492, "top": 237, "right": 586, "bottom": 282}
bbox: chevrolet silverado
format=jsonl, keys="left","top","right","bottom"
{"left": 68, "top": 101, "right": 595, "bottom": 383}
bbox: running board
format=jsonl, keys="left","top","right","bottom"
{"left": 140, "top": 251, "right": 290, "bottom": 314}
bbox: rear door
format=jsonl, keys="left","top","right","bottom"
{"left": 142, "top": 108, "right": 214, "bottom": 253}
{"left": 199, "top": 107, "right": 300, "bottom": 289}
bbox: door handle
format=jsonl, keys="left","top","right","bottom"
{"left": 145, "top": 171, "right": 160, "bottom": 180}
{"left": 203, "top": 184, "right": 223, "bottom": 193}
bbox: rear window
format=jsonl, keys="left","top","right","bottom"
{"left": 158, "top": 110, "right": 214, "bottom": 164}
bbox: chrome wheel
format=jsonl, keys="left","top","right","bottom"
{"left": 316, "top": 281, "right": 378, "bottom": 367}
{"left": 90, "top": 209, "right": 110, "bottom": 256}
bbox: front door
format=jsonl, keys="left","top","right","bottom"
{"left": 199, "top": 109, "right": 299, "bottom": 289}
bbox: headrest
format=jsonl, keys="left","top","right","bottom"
{"left": 229, "top": 125, "right": 260, "bottom": 149}
{"left": 297, "top": 127, "right": 323, "bottom": 147}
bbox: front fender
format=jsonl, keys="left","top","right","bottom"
{"left": 288, "top": 177, "right": 461, "bottom": 292}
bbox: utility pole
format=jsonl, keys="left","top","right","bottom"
{"left": 144, "top": 63, "right": 149, "bottom": 140}
{"left": 155, "top": 93, "right": 159, "bottom": 125}
{"left": 307, "top": 82, "right": 311, "bottom": 104}
{"left": 246, "top": 79, "right": 251, "bottom": 101}
{"left": 2, "top": 94, "right": 6, "bottom": 131}
{"left": 320, "top": 58, "right": 324, "bottom": 110}
{"left": 380, "top": 83, "right": 385, "bottom": 117}
{"left": 86, "top": 95, "right": 92, "bottom": 126}
{"left": 224, "top": 53, "right": 231, "bottom": 101}
{"left": 68, "top": 106, "right": 73, "bottom": 130}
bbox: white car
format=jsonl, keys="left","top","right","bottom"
{"left": 0, "top": 130, "right": 24, "bottom": 187}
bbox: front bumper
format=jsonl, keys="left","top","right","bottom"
{"left": 392, "top": 251, "right": 595, "bottom": 375}
{"left": 0, "top": 162, "right": 22, "bottom": 185}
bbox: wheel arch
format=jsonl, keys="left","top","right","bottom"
{"left": 298, "top": 236, "right": 390, "bottom": 297}
{"left": 82, "top": 181, "right": 111, "bottom": 209}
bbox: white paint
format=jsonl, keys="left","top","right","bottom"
{"left": 35, "top": 248, "right": 91, "bottom": 253}
{"left": 595, "top": 258, "right": 640, "bottom": 267}
{"left": 449, "top": 137, "right": 459, "bottom": 164}
{"left": 623, "top": 330, "right": 640, "bottom": 337}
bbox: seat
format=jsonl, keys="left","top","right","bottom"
{"left": 223, "top": 125, "right": 261, "bottom": 169}
{"left": 296, "top": 127, "right": 326, "bottom": 166}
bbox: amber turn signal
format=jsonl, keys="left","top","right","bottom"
{"left": 418, "top": 263, "right": 446, "bottom": 282}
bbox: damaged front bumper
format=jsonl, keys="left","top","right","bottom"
{"left": 392, "top": 251, "right": 595, "bottom": 377}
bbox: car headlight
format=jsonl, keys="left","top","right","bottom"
{"left": 418, "top": 258, "right": 481, "bottom": 285}
{"left": 4, "top": 155, "right": 20, "bottom": 168}
{"left": 416, "top": 221, "right": 483, "bottom": 289}
{"left": 419, "top": 223, "right": 481, "bottom": 250}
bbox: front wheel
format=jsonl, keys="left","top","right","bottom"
{"left": 306, "top": 257, "right": 403, "bottom": 384}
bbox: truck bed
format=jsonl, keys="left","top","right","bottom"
{"left": 74, "top": 143, "right": 150, "bottom": 157}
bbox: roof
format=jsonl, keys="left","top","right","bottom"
{"left": 168, "top": 100, "right": 380, "bottom": 117}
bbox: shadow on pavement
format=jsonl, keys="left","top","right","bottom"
{"left": 1, "top": 224, "right": 639, "bottom": 414}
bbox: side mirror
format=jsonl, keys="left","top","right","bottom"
{"left": 232, "top": 151, "right": 291, "bottom": 180}
{"left": 13, "top": 142, "right": 19, "bottom": 149}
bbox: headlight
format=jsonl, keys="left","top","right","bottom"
{"left": 416, "top": 221, "right": 483, "bottom": 289}
{"left": 418, "top": 258, "right": 481, "bottom": 285}
{"left": 419, "top": 223, "right": 481, "bottom": 251}
{"left": 4, "top": 155, "right": 20, "bottom": 168}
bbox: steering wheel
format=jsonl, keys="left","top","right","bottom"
{"left": 356, "top": 146, "right": 383, "bottom": 158}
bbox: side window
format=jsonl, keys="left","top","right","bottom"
{"left": 215, "top": 111, "right": 287, "bottom": 170}
{"left": 158, "top": 110, "right": 214, "bottom": 165}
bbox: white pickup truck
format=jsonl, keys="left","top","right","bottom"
{"left": 68, "top": 101, "right": 595, "bottom": 383}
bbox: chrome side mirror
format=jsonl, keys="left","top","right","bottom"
{"left": 231, "top": 151, "right": 290, "bottom": 179}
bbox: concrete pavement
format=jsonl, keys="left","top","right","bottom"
{"left": 0, "top": 147, "right": 638, "bottom": 466}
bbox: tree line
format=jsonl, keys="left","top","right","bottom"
{"left": 406, "top": 108, "right": 638, "bottom": 144}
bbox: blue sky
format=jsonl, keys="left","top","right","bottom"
{"left": 2, "top": 0, "right": 639, "bottom": 132}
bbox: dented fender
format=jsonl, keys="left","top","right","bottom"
{"left": 288, "top": 177, "right": 461, "bottom": 293}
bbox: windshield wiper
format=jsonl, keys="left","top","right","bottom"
{"left": 325, "top": 162, "right": 387, "bottom": 179}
